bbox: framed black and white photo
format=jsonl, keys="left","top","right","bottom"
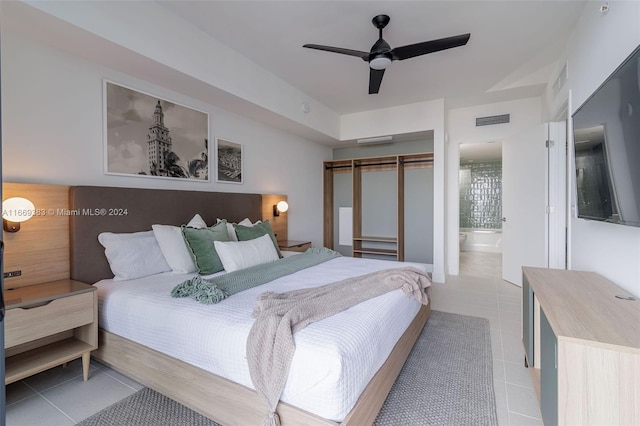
{"left": 215, "top": 138, "right": 243, "bottom": 184}
{"left": 104, "top": 80, "right": 209, "bottom": 181}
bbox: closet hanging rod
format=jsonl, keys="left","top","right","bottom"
{"left": 325, "top": 158, "right": 433, "bottom": 170}
{"left": 354, "top": 161, "right": 397, "bottom": 168}
{"left": 324, "top": 164, "right": 353, "bottom": 170}
{"left": 401, "top": 159, "right": 433, "bottom": 165}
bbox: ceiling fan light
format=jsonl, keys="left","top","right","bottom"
{"left": 370, "top": 56, "right": 391, "bottom": 70}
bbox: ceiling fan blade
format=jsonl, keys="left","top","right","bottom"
{"left": 369, "top": 68, "right": 385, "bottom": 94}
{"left": 303, "top": 44, "right": 369, "bottom": 59}
{"left": 391, "top": 33, "right": 471, "bottom": 61}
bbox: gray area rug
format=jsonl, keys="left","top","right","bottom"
{"left": 78, "top": 311, "right": 497, "bottom": 426}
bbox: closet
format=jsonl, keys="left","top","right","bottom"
{"left": 323, "top": 152, "right": 433, "bottom": 261}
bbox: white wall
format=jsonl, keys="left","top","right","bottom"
{"left": 17, "top": 0, "right": 340, "bottom": 140}
{"left": 558, "top": 1, "right": 640, "bottom": 296}
{"left": 446, "top": 97, "right": 543, "bottom": 275}
{"left": 2, "top": 3, "right": 451, "bottom": 282}
{"left": 1, "top": 29, "right": 331, "bottom": 247}
{"left": 340, "top": 100, "right": 444, "bottom": 142}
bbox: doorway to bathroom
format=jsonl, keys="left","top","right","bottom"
{"left": 458, "top": 141, "right": 503, "bottom": 278}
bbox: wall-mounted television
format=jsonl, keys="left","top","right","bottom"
{"left": 572, "top": 44, "right": 640, "bottom": 227}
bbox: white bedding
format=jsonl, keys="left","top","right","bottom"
{"left": 94, "top": 256, "right": 428, "bottom": 421}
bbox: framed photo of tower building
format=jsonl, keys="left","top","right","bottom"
{"left": 215, "top": 138, "right": 243, "bottom": 184}
{"left": 104, "top": 81, "right": 209, "bottom": 181}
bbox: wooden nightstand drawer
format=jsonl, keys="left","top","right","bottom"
{"left": 5, "top": 292, "right": 94, "bottom": 349}
{"left": 4, "top": 279, "right": 98, "bottom": 384}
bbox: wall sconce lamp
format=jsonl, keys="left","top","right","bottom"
{"left": 273, "top": 200, "right": 289, "bottom": 217}
{"left": 2, "top": 197, "right": 36, "bottom": 232}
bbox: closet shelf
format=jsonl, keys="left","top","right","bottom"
{"left": 353, "top": 236, "right": 397, "bottom": 243}
{"left": 352, "top": 248, "right": 398, "bottom": 256}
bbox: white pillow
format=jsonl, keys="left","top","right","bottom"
{"left": 152, "top": 214, "right": 207, "bottom": 274}
{"left": 98, "top": 230, "right": 171, "bottom": 281}
{"left": 217, "top": 217, "right": 258, "bottom": 241}
{"left": 214, "top": 233, "right": 279, "bottom": 273}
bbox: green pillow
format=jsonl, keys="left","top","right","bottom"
{"left": 234, "top": 220, "right": 282, "bottom": 258}
{"left": 182, "top": 221, "right": 230, "bottom": 274}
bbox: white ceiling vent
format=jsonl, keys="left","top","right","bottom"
{"left": 475, "top": 114, "right": 510, "bottom": 127}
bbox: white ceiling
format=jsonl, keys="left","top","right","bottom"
{"left": 159, "top": 0, "right": 586, "bottom": 115}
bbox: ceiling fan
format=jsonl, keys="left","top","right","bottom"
{"left": 303, "top": 14, "right": 471, "bottom": 94}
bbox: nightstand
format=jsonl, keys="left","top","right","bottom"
{"left": 278, "top": 240, "right": 312, "bottom": 253}
{"left": 3, "top": 279, "right": 98, "bottom": 385}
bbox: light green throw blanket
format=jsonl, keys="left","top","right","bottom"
{"left": 171, "top": 247, "right": 341, "bottom": 304}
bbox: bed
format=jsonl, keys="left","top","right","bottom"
{"left": 69, "top": 186, "right": 431, "bottom": 425}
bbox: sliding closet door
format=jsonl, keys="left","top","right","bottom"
{"left": 360, "top": 167, "right": 397, "bottom": 259}
{"left": 404, "top": 166, "right": 434, "bottom": 264}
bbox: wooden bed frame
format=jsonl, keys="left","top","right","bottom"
{"left": 68, "top": 185, "right": 432, "bottom": 425}
{"left": 94, "top": 304, "right": 430, "bottom": 426}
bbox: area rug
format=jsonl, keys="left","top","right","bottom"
{"left": 78, "top": 310, "right": 497, "bottom": 426}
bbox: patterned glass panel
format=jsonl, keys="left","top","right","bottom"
{"left": 459, "top": 161, "right": 502, "bottom": 229}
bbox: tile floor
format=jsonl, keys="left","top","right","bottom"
{"left": 431, "top": 250, "right": 543, "bottom": 425}
{"left": 5, "top": 250, "right": 542, "bottom": 425}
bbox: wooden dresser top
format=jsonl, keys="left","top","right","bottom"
{"left": 523, "top": 267, "right": 640, "bottom": 351}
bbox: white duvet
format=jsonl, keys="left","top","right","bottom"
{"left": 94, "top": 256, "right": 428, "bottom": 421}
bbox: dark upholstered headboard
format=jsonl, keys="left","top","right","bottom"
{"left": 69, "top": 186, "right": 263, "bottom": 284}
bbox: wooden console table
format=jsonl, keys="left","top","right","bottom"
{"left": 522, "top": 267, "right": 640, "bottom": 425}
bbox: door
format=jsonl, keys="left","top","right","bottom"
{"left": 547, "top": 121, "right": 567, "bottom": 269}
{"left": 502, "top": 124, "right": 548, "bottom": 285}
